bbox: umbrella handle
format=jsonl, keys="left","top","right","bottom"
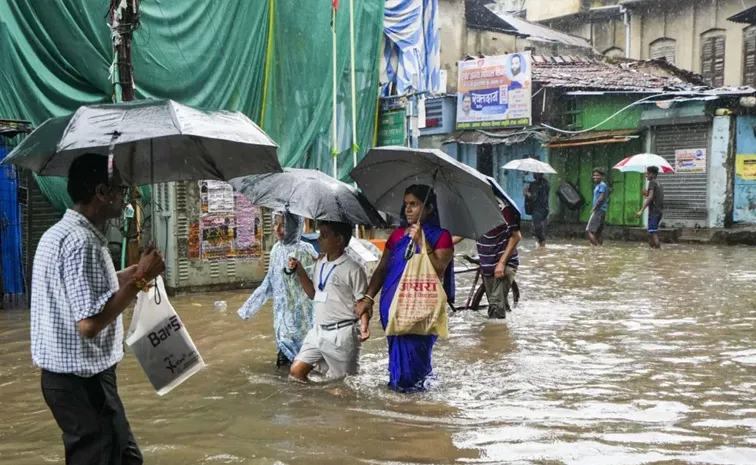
{"left": 403, "top": 172, "right": 438, "bottom": 261}
{"left": 404, "top": 241, "right": 416, "bottom": 261}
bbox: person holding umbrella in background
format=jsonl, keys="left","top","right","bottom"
{"left": 503, "top": 158, "right": 555, "bottom": 249}
{"left": 636, "top": 166, "right": 664, "bottom": 249}
{"left": 524, "top": 172, "right": 550, "bottom": 249}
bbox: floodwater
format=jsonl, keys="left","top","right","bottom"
{"left": 1, "top": 241, "right": 755, "bottom": 465}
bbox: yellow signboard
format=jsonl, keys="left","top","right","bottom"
{"left": 736, "top": 154, "right": 756, "bottom": 181}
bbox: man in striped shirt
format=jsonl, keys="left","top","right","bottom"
{"left": 476, "top": 201, "right": 521, "bottom": 319}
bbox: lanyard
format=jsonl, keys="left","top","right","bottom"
{"left": 318, "top": 262, "right": 339, "bottom": 291}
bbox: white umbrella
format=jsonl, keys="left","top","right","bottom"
{"left": 502, "top": 158, "right": 557, "bottom": 174}
{"left": 613, "top": 153, "right": 675, "bottom": 173}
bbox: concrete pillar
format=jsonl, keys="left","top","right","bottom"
{"left": 708, "top": 115, "right": 731, "bottom": 228}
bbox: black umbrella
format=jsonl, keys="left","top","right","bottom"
{"left": 230, "top": 168, "right": 384, "bottom": 226}
{"left": 1, "top": 99, "right": 282, "bottom": 184}
{"left": 350, "top": 147, "right": 504, "bottom": 239}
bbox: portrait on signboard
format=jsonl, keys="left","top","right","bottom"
{"left": 506, "top": 53, "right": 529, "bottom": 88}
{"left": 456, "top": 52, "right": 532, "bottom": 130}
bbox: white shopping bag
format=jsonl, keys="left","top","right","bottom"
{"left": 126, "top": 277, "right": 205, "bottom": 396}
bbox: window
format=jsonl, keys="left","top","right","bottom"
{"left": 701, "top": 30, "right": 726, "bottom": 87}
{"left": 604, "top": 47, "right": 625, "bottom": 58}
{"left": 744, "top": 26, "right": 756, "bottom": 86}
{"left": 650, "top": 38, "right": 676, "bottom": 64}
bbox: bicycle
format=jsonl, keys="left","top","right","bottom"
{"left": 449, "top": 254, "right": 519, "bottom": 313}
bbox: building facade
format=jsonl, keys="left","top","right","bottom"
{"left": 525, "top": 0, "right": 756, "bottom": 88}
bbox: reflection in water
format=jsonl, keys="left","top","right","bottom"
{"left": 1, "top": 241, "right": 755, "bottom": 464}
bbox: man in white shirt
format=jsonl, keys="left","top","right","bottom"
{"left": 289, "top": 222, "right": 369, "bottom": 381}
{"left": 32, "top": 153, "right": 164, "bottom": 464}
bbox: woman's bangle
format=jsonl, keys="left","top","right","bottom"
{"left": 361, "top": 295, "right": 375, "bottom": 305}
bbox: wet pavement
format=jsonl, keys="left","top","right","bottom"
{"left": 1, "top": 240, "right": 755, "bottom": 464}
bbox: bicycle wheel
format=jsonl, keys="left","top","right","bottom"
{"left": 470, "top": 283, "right": 487, "bottom": 311}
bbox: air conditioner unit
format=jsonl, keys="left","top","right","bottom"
{"left": 152, "top": 181, "right": 272, "bottom": 294}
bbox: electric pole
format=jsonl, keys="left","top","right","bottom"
{"left": 109, "top": 0, "right": 142, "bottom": 268}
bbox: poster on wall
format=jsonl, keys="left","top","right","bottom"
{"left": 456, "top": 52, "right": 532, "bottom": 130}
{"left": 675, "top": 148, "right": 707, "bottom": 173}
{"left": 188, "top": 223, "right": 200, "bottom": 260}
{"left": 200, "top": 180, "right": 234, "bottom": 213}
{"left": 736, "top": 154, "right": 756, "bottom": 180}
{"left": 200, "top": 215, "right": 236, "bottom": 261}
{"left": 197, "top": 181, "right": 263, "bottom": 261}
{"left": 233, "top": 192, "right": 263, "bottom": 259}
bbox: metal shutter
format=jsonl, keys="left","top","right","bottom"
{"left": 652, "top": 124, "right": 709, "bottom": 227}
{"left": 20, "top": 169, "right": 63, "bottom": 305}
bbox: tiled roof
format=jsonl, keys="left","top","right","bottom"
{"left": 531, "top": 56, "right": 708, "bottom": 92}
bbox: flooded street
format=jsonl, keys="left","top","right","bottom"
{"left": 1, "top": 241, "right": 755, "bottom": 465}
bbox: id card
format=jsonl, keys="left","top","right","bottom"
{"left": 314, "top": 291, "right": 328, "bottom": 303}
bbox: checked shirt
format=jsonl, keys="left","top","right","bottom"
{"left": 31, "top": 210, "right": 122, "bottom": 377}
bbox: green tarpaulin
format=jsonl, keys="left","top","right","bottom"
{"left": 261, "top": 0, "right": 383, "bottom": 180}
{"left": 0, "top": 0, "right": 384, "bottom": 208}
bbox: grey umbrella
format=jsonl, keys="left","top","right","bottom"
{"left": 1, "top": 99, "right": 282, "bottom": 184}
{"left": 349, "top": 146, "right": 504, "bottom": 239}
{"left": 230, "top": 168, "right": 385, "bottom": 226}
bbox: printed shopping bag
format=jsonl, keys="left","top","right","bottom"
{"left": 126, "top": 277, "right": 205, "bottom": 396}
{"left": 386, "top": 232, "right": 449, "bottom": 337}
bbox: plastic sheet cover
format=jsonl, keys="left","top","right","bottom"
{"left": 0, "top": 0, "right": 384, "bottom": 206}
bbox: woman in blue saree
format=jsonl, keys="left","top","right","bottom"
{"left": 357, "top": 185, "right": 454, "bottom": 392}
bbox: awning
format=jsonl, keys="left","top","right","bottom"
{"left": 444, "top": 129, "right": 548, "bottom": 146}
{"left": 546, "top": 129, "right": 641, "bottom": 148}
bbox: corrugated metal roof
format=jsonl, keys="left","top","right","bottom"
{"left": 443, "top": 129, "right": 548, "bottom": 146}
{"left": 546, "top": 129, "right": 641, "bottom": 148}
{"left": 464, "top": 0, "right": 595, "bottom": 52}
{"left": 728, "top": 6, "right": 756, "bottom": 24}
{"left": 531, "top": 56, "right": 708, "bottom": 92}
{"left": 489, "top": 10, "right": 596, "bottom": 50}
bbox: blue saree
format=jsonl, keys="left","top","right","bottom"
{"left": 380, "top": 221, "right": 453, "bottom": 392}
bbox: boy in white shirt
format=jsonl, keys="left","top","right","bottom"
{"left": 288, "top": 221, "right": 370, "bottom": 381}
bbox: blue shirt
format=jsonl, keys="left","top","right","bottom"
{"left": 30, "top": 210, "right": 122, "bottom": 377}
{"left": 593, "top": 182, "right": 609, "bottom": 212}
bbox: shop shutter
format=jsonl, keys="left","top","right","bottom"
{"left": 743, "top": 27, "right": 756, "bottom": 87}
{"left": 701, "top": 34, "right": 726, "bottom": 88}
{"left": 20, "top": 170, "right": 63, "bottom": 305}
{"left": 652, "top": 124, "right": 709, "bottom": 227}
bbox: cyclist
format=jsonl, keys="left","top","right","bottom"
{"left": 475, "top": 199, "right": 521, "bottom": 319}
